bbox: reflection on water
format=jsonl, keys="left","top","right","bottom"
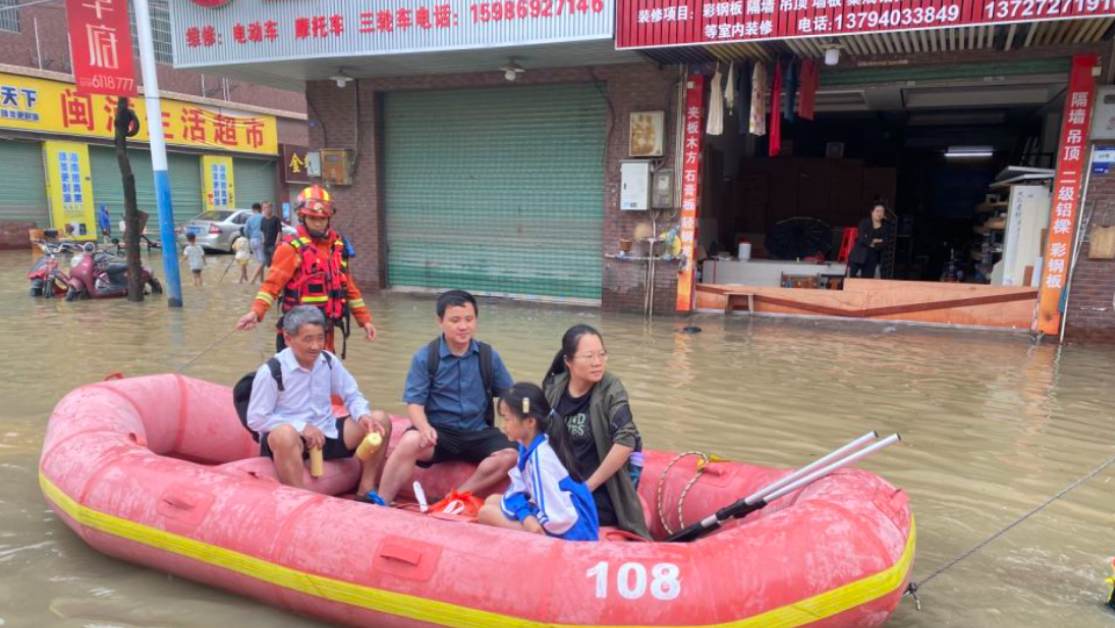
{"left": 2, "top": 249, "right": 1114, "bottom": 626}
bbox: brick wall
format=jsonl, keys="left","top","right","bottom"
{"left": 1065, "top": 164, "right": 1115, "bottom": 342}
{"left": 603, "top": 257, "right": 682, "bottom": 313}
{"left": 0, "top": 5, "right": 306, "bottom": 114}
{"left": 305, "top": 62, "right": 683, "bottom": 311}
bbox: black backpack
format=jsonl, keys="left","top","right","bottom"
{"left": 425, "top": 338, "right": 497, "bottom": 426}
{"left": 233, "top": 353, "right": 333, "bottom": 441}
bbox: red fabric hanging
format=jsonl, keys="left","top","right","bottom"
{"left": 769, "top": 61, "right": 783, "bottom": 157}
{"left": 798, "top": 59, "right": 818, "bottom": 120}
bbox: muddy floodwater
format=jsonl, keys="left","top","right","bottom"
{"left": 1, "top": 248, "right": 1114, "bottom": 627}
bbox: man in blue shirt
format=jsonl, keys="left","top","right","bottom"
{"left": 378, "top": 290, "right": 515, "bottom": 505}
{"left": 244, "top": 202, "right": 264, "bottom": 280}
{"left": 247, "top": 305, "right": 391, "bottom": 497}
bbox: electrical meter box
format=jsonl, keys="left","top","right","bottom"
{"left": 1092, "top": 86, "right": 1115, "bottom": 140}
{"left": 651, "top": 168, "right": 674, "bottom": 209}
{"left": 620, "top": 160, "right": 650, "bottom": 210}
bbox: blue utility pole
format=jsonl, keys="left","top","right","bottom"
{"left": 133, "top": 0, "right": 183, "bottom": 307}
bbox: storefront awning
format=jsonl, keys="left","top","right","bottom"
{"left": 638, "top": 17, "right": 1113, "bottom": 65}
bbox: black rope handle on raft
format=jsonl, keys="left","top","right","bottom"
{"left": 904, "top": 449, "right": 1115, "bottom": 610}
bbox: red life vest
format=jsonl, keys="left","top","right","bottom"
{"left": 280, "top": 225, "right": 349, "bottom": 323}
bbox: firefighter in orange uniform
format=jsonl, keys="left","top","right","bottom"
{"left": 236, "top": 185, "right": 376, "bottom": 353}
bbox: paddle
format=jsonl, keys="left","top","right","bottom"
{"left": 667, "top": 433, "right": 901, "bottom": 542}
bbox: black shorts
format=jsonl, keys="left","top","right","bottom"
{"left": 413, "top": 425, "right": 515, "bottom": 468}
{"left": 191, "top": 269, "right": 202, "bottom": 275}
{"left": 263, "top": 244, "right": 276, "bottom": 267}
{"left": 259, "top": 417, "right": 355, "bottom": 460}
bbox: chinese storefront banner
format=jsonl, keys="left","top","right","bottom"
{"left": 282, "top": 145, "right": 314, "bottom": 184}
{"left": 65, "top": 0, "right": 137, "bottom": 96}
{"left": 0, "top": 72, "right": 279, "bottom": 155}
{"left": 676, "top": 73, "right": 704, "bottom": 313}
{"left": 617, "top": 0, "right": 1115, "bottom": 48}
{"left": 43, "top": 141, "right": 97, "bottom": 240}
{"left": 169, "top": 0, "right": 614, "bottom": 67}
{"left": 1035, "top": 53, "right": 1096, "bottom": 336}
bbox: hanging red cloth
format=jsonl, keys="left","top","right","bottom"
{"left": 798, "top": 59, "right": 818, "bottom": 120}
{"left": 769, "top": 60, "right": 783, "bottom": 157}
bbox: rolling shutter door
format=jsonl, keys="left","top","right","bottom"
{"left": 89, "top": 147, "right": 202, "bottom": 233}
{"left": 0, "top": 140, "right": 49, "bottom": 225}
{"left": 384, "top": 84, "right": 605, "bottom": 301}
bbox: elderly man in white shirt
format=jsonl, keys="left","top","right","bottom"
{"left": 247, "top": 305, "right": 391, "bottom": 501}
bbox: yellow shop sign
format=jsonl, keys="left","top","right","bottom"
{"left": 0, "top": 72, "right": 278, "bottom": 155}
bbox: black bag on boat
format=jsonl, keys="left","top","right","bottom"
{"left": 232, "top": 354, "right": 334, "bottom": 442}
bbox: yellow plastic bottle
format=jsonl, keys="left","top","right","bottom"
{"left": 309, "top": 446, "right": 324, "bottom": 478}
{"left": 356, "top": 432, "right": 383, "bottom": 461}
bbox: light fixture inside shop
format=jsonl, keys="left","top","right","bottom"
{"left": 944, "top": 146, "right": 994, "bottom": 159}
{"left": 501, "top": 59, "right": 525, "bottom": 82}
{"left": 824, "top": 46, "right": 841, "bottom": 66}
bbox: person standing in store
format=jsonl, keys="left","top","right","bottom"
{"left": 244, "top": 202, "right": 264, "bottom": 283}
{"left": 251, "top": 201, "right": 282, "bottom": 283}
{"left": 848, "top": 203, "right": 890, "bottom": 279}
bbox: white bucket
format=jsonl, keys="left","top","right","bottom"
{"left": 738, "top": 242, "right": 752, "bottom": 260}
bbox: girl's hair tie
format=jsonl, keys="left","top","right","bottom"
{"left": 521, "top": 397, "right": 530, "bottom": 415}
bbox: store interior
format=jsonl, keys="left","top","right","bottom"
{"left": 696, "top": 60, "right": 1064, "bottom": 291}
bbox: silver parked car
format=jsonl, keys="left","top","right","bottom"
{"left": 176, "top": 209, "right": 296, "bottom": 253}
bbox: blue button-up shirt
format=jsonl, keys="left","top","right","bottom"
{"left": 244, "top": 213, "right": 263, "bottom": 241}
{"left": 246, "top": 348, "right": 370, "bottom": 438}
{"left": 403, "top": 337, "right": 513, "bottom": 432}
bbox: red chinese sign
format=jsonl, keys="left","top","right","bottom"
{"left": 618, "top": 0, "right": 1115, "bottom": 48}
{"left": 676, "top": 74, "right": 705, "bottom": 313}
{"left": 1035, "top": 54, "right": 1096, "bottom": 336}
{"left": 65, "top": 0, "right": 137, "bottom": 97}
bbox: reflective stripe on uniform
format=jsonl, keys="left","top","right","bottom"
{"left": 349, "top": 299, "right": 365, "bottom": 309}
{"left": 256, "top": 292, "right": 274, "bottom": 305}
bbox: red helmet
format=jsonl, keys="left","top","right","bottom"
{"left": 296, "top": 184, "right": 333, "bottom": 218}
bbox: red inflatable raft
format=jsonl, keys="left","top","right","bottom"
{"left": 39, "top": 374, "right": 914, "bottom": 626}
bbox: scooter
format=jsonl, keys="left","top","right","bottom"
{"left": 65, "top": 243, "right": 163, "bottom": 301}
{"left": 28, "top": 241, "right": 80, "bottom": 298}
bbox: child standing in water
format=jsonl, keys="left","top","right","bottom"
{"left": 478, "top": 382, "right": 598, "bottom": 541}
{"left": 183, "top": 233, "right": 206, "bottom": 286}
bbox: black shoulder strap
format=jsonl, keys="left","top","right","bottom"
{"left": 478, "top": 341, "right": 494, "bottom": 426}
{"left": 426, "top": 338, "right": 441, "bottom": 382}
{"left": 322, "top": 352, "right": 333, "bottom": 369}
{"left": 267, "top": 357, "right": 284, "bottom": 392}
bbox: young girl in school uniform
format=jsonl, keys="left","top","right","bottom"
{"left": 478, "top": 382, "right": 598, "bottom": 541}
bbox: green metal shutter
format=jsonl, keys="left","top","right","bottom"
{"left": 89, "top": 147, "right": 202, "bottom": 233}
{"left": 0, "top": 140, "right": 48, "bottom": 225}
{"left": 384, "top": 84, "right": 605, "bottom": 301}
{"left": 233, "top": 157, "right": 277, "bottom": 208}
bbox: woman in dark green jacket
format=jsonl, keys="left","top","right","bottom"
{"left": 542, "top": 325, "right": 650, "bottom": 539}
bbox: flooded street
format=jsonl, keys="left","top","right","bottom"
{"left": 2, "top": 248, "right": 1114, "bottom": 627}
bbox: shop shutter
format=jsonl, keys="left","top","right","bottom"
{"left": 384, "top": 84, "right": 605, "bottom": 301}
{"left": 0, "top": 140, "right": 49, "bottom": 225}
{"left": 233, "top": 157, "right": 277, "bottom": 208}
{"left": 89, "top": 147, "right": 202, "bottom": 234}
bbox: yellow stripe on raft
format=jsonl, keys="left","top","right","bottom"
{"left": 39, "top": 472, "right": 914, "bottom": 627}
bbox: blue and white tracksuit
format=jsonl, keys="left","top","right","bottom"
{"left": 500, "top": 434, "right": 599, "bottom": 541}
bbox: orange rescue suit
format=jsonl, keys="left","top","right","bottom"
{"left": 251, "top": 231, "right": 371, "bottom": 353}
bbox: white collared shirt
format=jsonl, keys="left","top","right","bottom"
{"left": 245, "top": 348, "right": 370, "bottom": 438}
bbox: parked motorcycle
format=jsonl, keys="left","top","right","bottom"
{"left": 65, "top": 243, "right": 163, "bottom": 301}
{"left": 28, "top": 241, "right": 81, "bottom": 298}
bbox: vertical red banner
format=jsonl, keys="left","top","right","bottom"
{"left": 1035, "top": 53, "right": 1097, "bottom": 336}
{"left": 676, "top": 73, "right": 705, "bottom": 312}
{"left": 66, "top": 0, "right": 138, "bottom": 97}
